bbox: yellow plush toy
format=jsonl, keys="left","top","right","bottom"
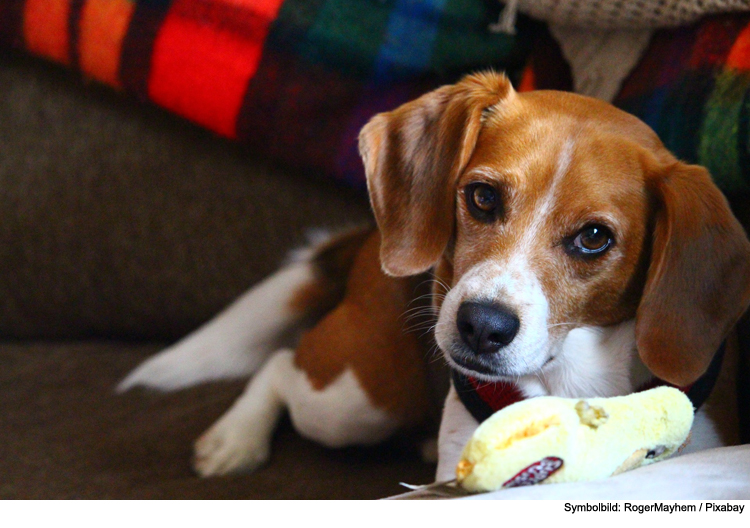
{"left": 456, "top": 386, "right": 694, "bottom": 493}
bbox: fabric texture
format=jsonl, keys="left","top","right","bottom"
{"left": 614, "top": 13, "right": 750, "bottom": 193}
{"left": 498, "top": 0, "right": 750, "bottom": 102}
{"left": 0, "top": 341, "right": 436, "bottom": 499}
{"left": 549, "top": 26, "right": 653, "bottom": 101}
{"left": 0, "top": 0, "right": 535, "bottom": 190}
{"left": 502, "top": 0, "right": 750, "bottom": 29}
{"left": 0, "top": 50, "right": 373, "bottom": 340}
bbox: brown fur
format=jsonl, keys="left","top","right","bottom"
{"left": 636, "top": 162, "right": 750, "bottom": 385}
{"left": 294, "top": 231, "right": 433, "bottom": 427}
{"left": 288, "top": 227, "right": 373, "bottom": 318}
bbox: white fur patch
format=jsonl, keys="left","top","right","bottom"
{"left": 435, "top": 385, "right": 480, "bottom": 482}
{"left": 530, "top": 137, "right": 575, "bottom": 226}
{"left": 287, "top": 368, "right": 399, "bottom": 449}
{"left": 524, "top": 320, "right": 650, "bottom": 399}
{"left": 435, "top": 257, "right": 551, "bottom": 378}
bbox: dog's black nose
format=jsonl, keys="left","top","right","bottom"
{"left": 456, "top": 302, "right": 520, "bottom": 355}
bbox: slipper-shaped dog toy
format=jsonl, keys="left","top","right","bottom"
{"left": 456, "top": 386, "right": 694, "bottom": 493}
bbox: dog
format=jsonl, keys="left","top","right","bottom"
{"left": 119, "top": 72, "right": 750, "bottom": 489}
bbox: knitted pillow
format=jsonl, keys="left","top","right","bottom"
{"left": 0, "top": 0, "right": 535, "bottom": 190}
{"left": 502, "top": 0, "right": 750, "bottom": 29}
{"left": 497, "top": 1, "right": 750, "bottom": 102}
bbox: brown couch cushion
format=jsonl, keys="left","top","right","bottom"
{"left": 0, "top": 341, "right": 435, "bottom": 499}
{"left": 0, "top": 51, "right": 371, "bottom": 340}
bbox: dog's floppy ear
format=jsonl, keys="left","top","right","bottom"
{"left": 358, "top": 73, "right": 513, "bottom": 276}
{"left": 636, "top": 162, "right": 750, "bottom": 386}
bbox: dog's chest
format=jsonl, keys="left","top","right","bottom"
{"left": 518, "top": 321, "right": 649, "bottom": 399}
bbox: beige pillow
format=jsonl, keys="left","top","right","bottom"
{"left": 500, "top": 0, "right": 750, "bottom": 30}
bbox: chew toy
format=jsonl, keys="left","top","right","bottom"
{"left": 456, "top": 386, "right": 694, "bottom": 493}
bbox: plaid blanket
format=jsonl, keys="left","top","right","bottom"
{"left": 0, "top": 0, "right": 535, "bottom": 189}
{"left": 4, "top": 2, "right": 750, "bottom": 193}
{"left": 614, "top": 13, "right": 750, "bottom": 193}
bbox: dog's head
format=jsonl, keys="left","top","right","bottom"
{"left": 359, "top": 72, "right": 750, "bottom": 387}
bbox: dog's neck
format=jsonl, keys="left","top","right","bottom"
{"left": 452, "top": 319, "right": 726, "bottom": 423}
{"left": 521, "top": 321, "right": 649, "bottom": 399}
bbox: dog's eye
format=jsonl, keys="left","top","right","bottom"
{"left": 465, "top": 183, "right": 500, "bottom": 222}
{"left": 567, "top": 225, "right": 613, "bottom": 258}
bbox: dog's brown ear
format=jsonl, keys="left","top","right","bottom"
{"left": 636, "top": 162, "right": 750, "bottom": 386}
{"left": 358, "top": 72, "right": 513, "bottom": 276}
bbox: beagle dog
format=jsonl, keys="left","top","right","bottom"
{"left": 119, "top": 72, "right": 750, "bottom": 489}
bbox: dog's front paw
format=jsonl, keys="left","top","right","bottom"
{"left": 192, "top": 420, "right": 271, "bottom": 477}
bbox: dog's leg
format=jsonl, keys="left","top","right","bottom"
{"left": 192, "top": 348, "right": 295, "bottom": 476}
{"left": 193, "top": 347, "right": 400, "bottom": 476}
{"left": 435, "top": 384, "right": 479, "bottom": 481}
{"left": 117, "top": 260, "right": 317, "bottom": 392}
